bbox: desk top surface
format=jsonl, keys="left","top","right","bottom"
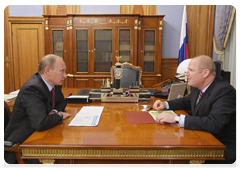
{"left": 20, "top": 88, "right": 224, "bottom": 151}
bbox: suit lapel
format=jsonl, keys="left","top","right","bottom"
{"left": 193, "top": 77, "right": 219, "bottom": 116}
{"left": 194, "top": 91, "right": 210, "bottom": 115}
{"left": 191, "top": 88, "right": 199, "bottom": 115}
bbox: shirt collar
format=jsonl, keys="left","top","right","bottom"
{"left": 201, "top": 80, "right": 213, "bottom": 93}
{"left": 41, "top": 76, "right": 54, "bottom": 91}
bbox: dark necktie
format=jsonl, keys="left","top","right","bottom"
{"left": 50, "top": 88, "right": 55, "bottom": 109}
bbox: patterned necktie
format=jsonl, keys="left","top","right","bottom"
{"left": 50, "top": 88, "right": 55, "bottom": 109}
{"left": 198, "top": 90, "right": 203, "bottom": 100}
{"left": 196, "top": 90, "right": 203, "bottom": 104}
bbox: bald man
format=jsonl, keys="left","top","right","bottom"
{"left": 153, "top": 55, "right": 236, "bottom": 164}
{"left": 5, "top": 54, "right": 71, "bottom": 163}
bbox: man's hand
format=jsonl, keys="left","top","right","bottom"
{"left": 59, "top": 111, "right": 71, "bottom": 120}
{"left": 153, "top": 100, "right": 167, "bottom": 110}
{"left": 155, "top": 112, "right": 176, "bottom": 124}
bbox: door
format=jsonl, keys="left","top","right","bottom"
{"left": 12, "top": 24, "right": 44, "bottom": 90}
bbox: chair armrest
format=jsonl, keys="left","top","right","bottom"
{"left": 4, "top": 141, "right": 19, "bottom": 152}
{"left": 4, "top": 141, "right": 14, "bottom": 148}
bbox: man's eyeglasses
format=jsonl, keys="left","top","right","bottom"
{"left": 184, "top": 69, "right": 202, "bottom": 74}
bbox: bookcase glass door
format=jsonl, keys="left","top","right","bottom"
{"left": 76, "top": 29, "right": 88, "bottom": 72}
{"left": 94, "top": 29, "right": 112, "bottom": 72}
{"left": 119, "top": 29, "right": 131, "bottom": 63}
{"left": 52, "top": 30, "right": 64, "bottom": 59}
{"left": 143, "top": 30, "right": 155, "bottom": 72}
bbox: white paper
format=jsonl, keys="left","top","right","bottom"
{"left": 68, "top": 106, "right": 104, "bottom": 126}
{"left": 67, "top": 95, "right": 89, "bottom": 98}
{"left": 9, "top": 90, "right": 20, "bottom": 95}
{"left": 4, "top": 94, "right": 17, "bottom": 102}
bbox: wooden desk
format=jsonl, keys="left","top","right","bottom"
{"left": 18, "top": 88, "right": 225, "bottom": 164}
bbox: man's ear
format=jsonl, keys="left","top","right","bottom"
{"left": 202, "top": 69, "right": 210, "bottom": 79}
{"left": 45, "top": 66, "right": 51, "bottom": 75}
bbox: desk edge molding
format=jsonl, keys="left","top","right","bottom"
{"left": 22, "top": 148, "right": 224, "bottom": 159}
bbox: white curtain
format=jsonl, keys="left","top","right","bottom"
{"left": 224, "top": 13, "right": 236, "bottom": 88}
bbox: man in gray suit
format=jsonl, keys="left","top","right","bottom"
{"left": 5, "top": 54, "right": 71, "bottom": 163}
{"left": 153, "top": 55, "right": 236, "bottom": 164}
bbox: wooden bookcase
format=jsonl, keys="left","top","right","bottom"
{"left": 44, "top": 14, "right": 164, "bottom": 88}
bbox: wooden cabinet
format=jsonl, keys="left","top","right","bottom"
{"left": 44, "top": 14, "right": 164, "bottom": 88}
{"left": 139, "top": 16, "right": 163, "bottom": 87}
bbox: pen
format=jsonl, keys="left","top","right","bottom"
{"left": 66, "top": 93, "right": 72, "bottom": 98}
{"left": 98, "top": 81, "right": 103, "bottom": 86}
{"left": 146, "top": 107, "right": 153, "bottom": 111}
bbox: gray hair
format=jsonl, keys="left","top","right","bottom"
{"left": 38, "top": 54, "right": 60, "bottom": 74}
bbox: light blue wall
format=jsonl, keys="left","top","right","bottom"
{"left": 8, "top": 5, "right": 184, "bottom": 58}
{"left": 9, "top": 5, "right": 43, "bottom": 17}
{"left": 157, "top": 5, "right": 184, "bottom": 58}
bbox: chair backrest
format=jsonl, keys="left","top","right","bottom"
{"left": 111, "top": 63, "right": 143, "bottom": 88}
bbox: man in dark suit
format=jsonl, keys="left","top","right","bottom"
{"left": 153, "top": 55, "right": 236, "bottom": 164}
{"left": 4, "top": 54, "right": 71, "bottom": 164}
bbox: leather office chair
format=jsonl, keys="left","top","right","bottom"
{"left": 111, "top": 62, "right": 143, "bottom": 88}
{"left": 4, "top": 101, "right": 26, "bottom": 164}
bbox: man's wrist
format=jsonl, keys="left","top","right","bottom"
{"left": 175, "top": 115, "right": 180, "bottom": 123}
{"left": 56, "top": 111, "right": 63, "bottom": 119}
{"left": 164, "top": 101, "right": 169, "bottom": 109}
{"left": 51, "top": 109, "right": 63, "bottom": 119}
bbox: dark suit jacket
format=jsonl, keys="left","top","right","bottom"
{"left": 168, "top": 76, "right": 236, "bottom": 163}
{"left": 4, "top": 73, "right": 66, "bottom": 145}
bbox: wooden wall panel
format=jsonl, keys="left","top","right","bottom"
{"left": 120, "top": 5, "right": 157, "bottom": 15}
{"left": 75, "top": 79, "right": 89, "bottom": 88}
{"left": 142, "top": 78, "right": 156, "bottom": 87}
{"left": 187, "top": 5, "right": 215, "bottom": 58}
{"left": 161, "top": 58, "right": 178, "bottom": 81}
{"left": 4, "top": 6, "right": 13, "bottom": 94}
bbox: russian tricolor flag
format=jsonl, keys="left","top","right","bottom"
{"left": 178, "top": 5, "right": 189, "bottom": 65}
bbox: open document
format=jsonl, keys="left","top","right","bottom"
{"left": 149, "top": 110, "right": 176, "bottom": 120}
{"left": 148, "top": 110, "right": 180, "bottom": 127}
{"left": 68, "top": 106, "right": 104, "bottom": 126}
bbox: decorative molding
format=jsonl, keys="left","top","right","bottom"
{"left": 67, "top": 74, "right": 111, "bottom": 78}
{"left": 39, "top": 159, "right": 55, "bottom": 164}
{"left": 22, "top": 149, "right": 224, "bottom": 159}
{"left": 189, "top": 160, "right": 205, "bottom": 164}
{"left": 79, "top": 19, "right": 127, "bottom": 25}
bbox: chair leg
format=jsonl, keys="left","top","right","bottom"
{"left": 15, "top": 151, "right": 28, "bottom": 164}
